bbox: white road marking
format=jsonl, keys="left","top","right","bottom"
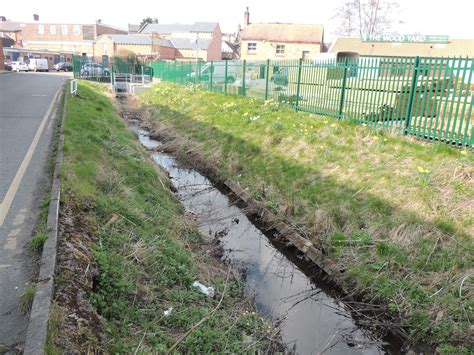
{"left": 12, "top": 213, "right": 25, "bottom": 226}
{"left": 8, "top": 228, "right": 21, "bottom": 237}
{"left": 32, "top": 94, "right": 47, "bottom": 97}
{"left": 4, "top": 237, "right": 18, "bottom": 250}
{"left": 0, "top": 88, "right": 61, "bottom": 226}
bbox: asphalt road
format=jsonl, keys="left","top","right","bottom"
{"left": 0, "top": 72, "right": 66, "bottom": 350}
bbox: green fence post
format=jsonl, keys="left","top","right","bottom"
{"left": 111, "top": 64, "right": 114, "bottom": 88}
{"left": 295, "top": 58, "right": 303, "bottom": 111}
{"left": 242, "top": 60, "right": 247, "bottom": 96}
{"left": 265, "top": 59, "right": 270, "bottom": 100}
{"left": 210, "top": 60, "right": 214, "bottom": 91}
{"left": 405, "top": 56, "right": 421, "bottom": 134}
{"left": 141, "top": 65, "right": 144, "bottom": 85}
{"left": 338, "top": 57, "right": 349, "bottom": 118}
{"left": 224, "top": 60, "right": 228, "bottom": 94}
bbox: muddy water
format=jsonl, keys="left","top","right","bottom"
{"left": 133, "top": 127, "right": 402, "bottom": 354}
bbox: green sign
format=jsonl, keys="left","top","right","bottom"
{"left": 361, "top": 34, "right": 449, "bottom": 43}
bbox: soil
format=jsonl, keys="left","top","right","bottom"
{"left": 52, "top": 202, "right": 103, "bottom": 352}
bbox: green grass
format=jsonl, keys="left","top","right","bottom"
{"left": 28, "top": 232, "right": 48, "bottom": 252}
{"left": 54, "top": 81, "right": 275, "bottom": 353}
{"left": 139, "top": 82, "right": 474, "bottom": 351}
{"left": 19, "top": 285, "right": 36, "bottom": 314}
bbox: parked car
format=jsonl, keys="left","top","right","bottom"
{"left": 54, "top": 62, "right": 73, "bottom": 72}
{"left": 4, "top": 61, "right": 12, "bottom": 71}
{"left": 28, "top": 58, "right": 49, "bottom": 72}
{"left": 10, "top": 61, "right": 29, "bottom": 72}
{"left": 80, "top": 63, "right": 110, "bottom": 77}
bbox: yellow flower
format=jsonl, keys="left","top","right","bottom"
{"left": 417, "top": 166, "right": 430, "bottom": 174}
{"left": 372, "top": 136, "right": 380, "bottom": 141}
{"left": 320, "top": 145, "right": 324, "bottom": 149}
{"left": 330, "top": 123, "right": 337, "bottom": 128}
{"left": 460, "top": 150, "right": 467, "bottom": 156}
{"left": 383, "top": 138, "right": 388, "bottom": 142}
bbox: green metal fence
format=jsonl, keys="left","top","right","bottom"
{"left": 152, "top": 56, "right": 474, "bottom": 148}
{"left": 73, "top": 55, "right": 153, "bottom": 83}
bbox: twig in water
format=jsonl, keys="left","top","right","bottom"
{"left": 316, "top": 330, "right": 339, "bottom": 355}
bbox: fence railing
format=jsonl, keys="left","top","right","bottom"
{"left": 72, "top": 56, "right": 153, "bottom": 84}
{"left": 151, "top": 57, "right": 474, "bottom": 148}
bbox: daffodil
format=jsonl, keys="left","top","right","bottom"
{"left": 417, "top": 166, "right": 430, "bottom": 174}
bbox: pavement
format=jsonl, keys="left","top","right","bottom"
{"left": 0, "top": 72, "right": 67, "bottom": 350}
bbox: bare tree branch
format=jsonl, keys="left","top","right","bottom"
{"left": 334, "top": 0, "right": 400, "bottom": 37}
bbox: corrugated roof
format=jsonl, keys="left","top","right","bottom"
{"left": 242, "top": 23, "right": 324, "bottom": 44}
{"left": 170, "top": 38, "right": 212, "bottom": 50}
{"left": 0, "top": 21, "right": 24, "bottom": 32}
{"left": 330, "top": 37, "right": 474, "bottom": 58}
{"left": 128, "top": 24, "right": 140, "bottom": 33}
{"left": 106, "top": 34, "right": 151, "bottom": 45}
{"left": 139, "top": 22, "right": 218, "bottom": 34}
{"left": 153, "top": 38, "right": 174, "bottom": 48}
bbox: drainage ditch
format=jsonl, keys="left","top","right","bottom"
{"left": 131, "top": 126, "right": 405, "bottom": 354}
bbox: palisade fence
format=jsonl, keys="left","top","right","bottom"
{"left": 72, "top": 55, "right": 153, "bottom": 83}
{"left": 151, "top": 56, "right": 474, "bottom": 148}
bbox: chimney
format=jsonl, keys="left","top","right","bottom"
{"left": 33, "top": 14, "right": 39, "bottom": 21}
{"left": 244, "top": 7, "right": 250, "bottom": 27}
{"left": 0, "top": 16, "right": 7, "bottom": 22}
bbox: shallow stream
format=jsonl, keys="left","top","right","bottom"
{"left": 132, "top": 126, "right": 403, "bottom": 354}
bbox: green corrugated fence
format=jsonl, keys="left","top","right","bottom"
{"left": 152, "top": 56, "right": 474, "bottom": 148}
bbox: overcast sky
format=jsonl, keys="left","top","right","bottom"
{"left": 3, "top": 0, "right": 472, "bottom": 41}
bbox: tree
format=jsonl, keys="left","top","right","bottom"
{"left": 334, "top": 0, "right": 400, "bottom": 37}
{"left": 140, "top": 17, "right": 153, "bottom": 29}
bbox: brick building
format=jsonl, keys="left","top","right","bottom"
{"left": 0, "top": 20, "right": 23, "bottom": 47}
{"left": 240, "top": 8, "right": 324, "bottom": 61}
{"left": 138, "top": 22, "right": 222, "bottom": 61}
{"left": 20, "top": 21, "right": 126, "bottom": 56}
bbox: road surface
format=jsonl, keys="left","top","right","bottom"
{"left": 0, "top": 72, "right": 66, "bottom": 350}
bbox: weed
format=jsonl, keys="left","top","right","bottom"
{"left": 19, "top": 285, "right": 35, "bottom": 314}
{"left": 28, "top": 232, "right": 48, "bottom": 252}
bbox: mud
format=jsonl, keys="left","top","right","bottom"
{"left": 52, "top": 203, "right": 103, "bottom": 352}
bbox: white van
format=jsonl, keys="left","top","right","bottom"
{"left": 28, "top": 58, "right": 49, "bottom": 72}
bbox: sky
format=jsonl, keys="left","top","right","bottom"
{"left": 2, "top": 0, "right": 473, "bottom": 42}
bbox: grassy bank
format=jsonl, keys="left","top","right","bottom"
{"left": 139, "top": 82, "right": 473, "bottom": 351}
{"left": 51, "top": 81, "right": 276, "bottom": 353}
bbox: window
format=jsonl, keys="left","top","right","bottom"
{"left": 102, "top": 43, "right": 108, "bottom": 55}
{"left": 61, "top": 25, "right": 68, "bottom": 35}
{"left": 302, "top": 50, "right": 310, "bottom": 60}
{"left": 38, "top": 24, "right": 44, "bottom": 34}
{"left": 276, "top": 45, "right": 285, "bottom": 55}
{"left": 50, "top": 25, "right": 56, "bottom": 35}
{"left": 247, "top": 42, "right": 257, "bottom": 53}
{"left": 73, "top": 25, "right": 80, "bottom": 35}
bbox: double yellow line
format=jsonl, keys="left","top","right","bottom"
{"left": 0, "top": 88, "right": 61, "bottom": 226}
